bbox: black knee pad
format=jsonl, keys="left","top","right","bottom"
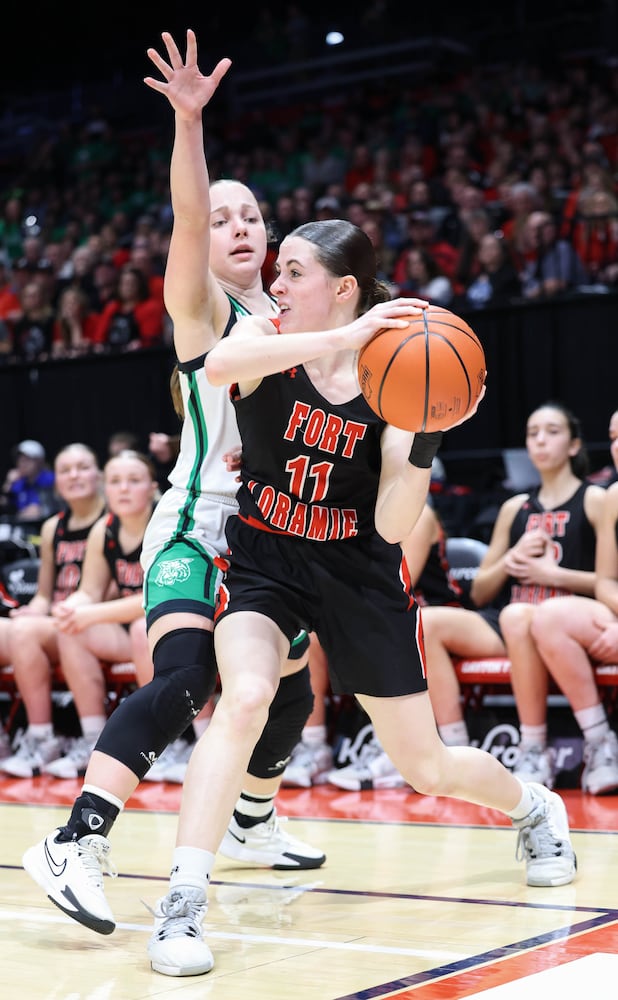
{"left": 247, "top": 665, "right": 314, "bottom": 778}
{"left": 96, "top": 628, "right": 216, "bottom": 780}
{"left": 150, "top": 628, "right": 217, "bottom": 731}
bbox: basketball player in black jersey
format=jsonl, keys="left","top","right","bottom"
{"left": 44, "top": 450, "right": 158, "bottom": 778}
{"left": 1, "top": 443, "right": 105, "bottom": 777}
{"left": 495, "top": 403, "right": 606, "bottom": 788}
{"left": 421, "top": 401, "right": 606, "bottom": 768}
{"left": 145, "top": 217, "right": 575, "bottom": 976}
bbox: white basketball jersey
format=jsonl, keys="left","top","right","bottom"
{"left": 168, "top": 359, "right": 240, "bottom": 501}
{"left": 168, "top": 295, "right": 252, "bottom": 502}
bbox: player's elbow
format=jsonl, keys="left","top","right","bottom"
{"left": 204, "top": 352, "right": 229, "bottom": 386}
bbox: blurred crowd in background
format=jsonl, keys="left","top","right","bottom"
{"left": 0, "top": 18, "right": 616, "bottom": 364}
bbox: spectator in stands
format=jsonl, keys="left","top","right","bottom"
{"left": 560, "top": 151, "right": 615, "bottom": 242}
{"left": 360, "top": 217, "right": 398, "bottom": 288}
{"left": 453, "top": 208, "right": 494, "bottom": 290}
{"left": 525, "top": 480, "right": 618, "bottom": 794}
{"left": 91, "top": 258, "right": 119, "bottom": 312}
{"left": 40, "top": 450, "right": 158, "bottom": 778}
{"left": 500, "top": 180, "right": 541, "bottom": 270}
{"left": 395, "top": 246, "right": 454, "bottom": 306}
{"left": 56, "top": 244, "right": 100, "bottom": 311}
{"left": 291, "top": 186, "right": 313, "bottom": 226}
{"left": 128, "top": 237, "right": 165, "bottom": 304}
{"left": 29, "top": 256, "right": 59, "bottom": 309}
{"left": 301, "top": 138, "right": 346, "bottom": 192}
{"left": 436, "top": 182, "right": 488, "bottom": 251}
{"left": 344, "top": 143, "right": 375, "bottom": 196}
{"left": 11, "top": 279, "right": 55, "bottom": 361}
{"left": 1, "top": 440, "right": 56, "bottom": 523}
{"left": 14, "top": 234, "right": 46, "bottom": 273}
{"left": 107, "top": 429, "right": 140, "bottom": 458}
{"left": 52, "top": 286, "right": 99, "bottom": 357}
{"left": 0, "top": 258, "right": 22, "bottom": 332}
{"left": 314, "top": 195, "right": 341, "bottom": 220}
{"left": 519, "top": 211, "right": 589, "bottom": 299}
{"left": 93, "top": 265, "right": 166, "bottom": 351}
{"left": 0, "top": 443, "right": 105, "bottom": 774}
{"left": 148, "top": 430, "right": 180, "bottom": 493}
{"left": 270, "top": 194, "right": 300, "bottom": 243}
{"left": 391, "top": 211, "right": 460, "bottom": 289}
{"left": 569, "top": 189, "right": 618, "bottom": 287}
{"left": 462, "top": 231, "right": 522, "bottom": 309}
{"left": 0, "top": 195, "right": 24, "bottom": 263}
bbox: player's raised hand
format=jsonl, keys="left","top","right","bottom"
{"left": 144, "top": 29, "right": 231, "bottom": 120}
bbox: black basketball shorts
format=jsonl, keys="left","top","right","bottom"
{"left": 216, "top": 516, "right": 428, "bottom": 698}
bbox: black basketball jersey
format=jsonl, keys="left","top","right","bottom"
{"left": 102, "top": 512, "right": 145, "bottom": 596}
{"left": 52, "top": 508, "right": 102, "bottom": 603}
{"left": 508, "top": 482, "right": 596, "bottom": 603}
{"left": 231, "top": 364, "right": 386, "bottom": 541}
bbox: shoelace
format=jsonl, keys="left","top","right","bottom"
{"left": 147, "top": 892, "right": 207, "bottom": 941}
{"left": 515, "top": 803, "right": 564, "bottom": 862}
{"left": 249, "top": 812, "right": 297, "bottom": 844}
{"left": 77, "top": 836, "right": 118, "bottom": 884}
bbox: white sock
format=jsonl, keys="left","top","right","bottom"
{"left": 79, "top": 715, "right": 107, "bottom": 742}
{"left": 27, "top": 722, "right": 54, "bottom": 740}
{"left": 303, "top": 724, "right": 327, "bottom": 747}
{"left": 169, "top": 846, "right": 213, "bottom": 895}
{"left": 82, "top": 783, "right": 125, "bottom": 812}
{"left": 519, "top": 724, "right": 547, "bottom": 751}
{"left": 234, "top": 790, "right": 274, "bottom": 826}
{"left": 574, "top": 703, "right": 610, "bottom": 744}
{"left": 438, "top": 720, "right": 470, "bottom": 746}
{"left": 507, "top": 777, "right": 538, "bottom": 821}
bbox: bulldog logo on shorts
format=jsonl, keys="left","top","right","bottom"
{"left": 154, "top": 558, "right": 193, "bottom": 586}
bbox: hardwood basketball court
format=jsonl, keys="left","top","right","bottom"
{"left": 2, "top": 776, "right": 618, "bottom": 999}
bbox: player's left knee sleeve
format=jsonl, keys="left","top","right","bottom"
{"left": 96, "top": 627, "right": 216, "bottom": 779}
{"left": 247, "top": 665, "right": 314, "bottom": 778}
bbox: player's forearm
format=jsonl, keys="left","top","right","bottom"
{"left": 170, "top": 116, "right": 211, "bottom": 224}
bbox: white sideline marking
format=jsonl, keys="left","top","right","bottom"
{"left": 1, "top": 907, "right": 463, "bottom": 959}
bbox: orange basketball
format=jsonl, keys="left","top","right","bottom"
{"left": 357, "top": 305, "right": 486, "bottom": 432}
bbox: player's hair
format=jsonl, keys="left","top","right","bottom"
{"left": 290, "top": 220, "right": 392, "bottom": 316}
{"left": 104, "top": 449, "right": 158, "bottom": 480}
{"left": 54, "top": 442, "right": 100, "bottom": 467}
{"left": 170, "top": 365, "right": 184, "bottom": 419}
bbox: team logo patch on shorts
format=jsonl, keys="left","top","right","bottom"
{"left": 154, "top": 558, "right": 194, "bottom": 586}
